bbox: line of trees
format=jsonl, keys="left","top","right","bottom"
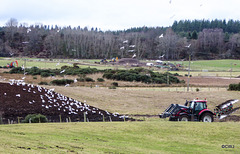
{"left": 172, "top": 19, "right": 240, "bottom": 33}
{"left": 0, "top": 18, "right": 240, "bottom": 60}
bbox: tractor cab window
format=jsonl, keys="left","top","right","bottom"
{"left": 195, "top": 102, "right": 207, "bottom": 111}
{"left": 189, "top": 101, "right": 207, "bottom": 110}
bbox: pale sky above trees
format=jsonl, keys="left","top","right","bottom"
{"left": 0, "top": 0, "right": 239, "bottom": 31}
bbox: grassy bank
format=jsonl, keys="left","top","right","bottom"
{"left": 0, "top": 121, "right": 239, "bottom": 153}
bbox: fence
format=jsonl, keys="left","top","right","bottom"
{"left": 123, "top": 87, "right": 228, "bottom": 92}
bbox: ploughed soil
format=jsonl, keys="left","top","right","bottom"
{"left": 179, "top": 76, "right": 240, "bottom": 87}
{"left": 0, "top": 82, "right": 130, "bottom": 124}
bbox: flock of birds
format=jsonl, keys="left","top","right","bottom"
{"left": 119, "top": 31, "right": 191, "bottom": 60}
{"left": 5, "top": 79, "right": 127, "bottom": 121}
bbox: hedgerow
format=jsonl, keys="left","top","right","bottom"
{"left": 102, "top": 68, "right": 182, "bottom": 84}
{"left": 228, "top": 83, "right": 240, "bottom": 91}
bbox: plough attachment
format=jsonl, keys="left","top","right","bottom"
{"left": 214, "top": 99, "right": 239, "bottom": 120}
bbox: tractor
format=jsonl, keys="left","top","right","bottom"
{"left": 159, "top": 98, "right": 239, "bottom": 122}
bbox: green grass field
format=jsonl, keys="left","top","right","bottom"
{"left": 1, "top": 58, "right": 240, "bottom": 72}
{"left": 0, "top": 121, "right": 239, "bottom": 153}
{"left": 172, "top": 59, "right": 240, "bottom": 72}
{"left": 0, "top": 58, "right": 125, "bottom": 70}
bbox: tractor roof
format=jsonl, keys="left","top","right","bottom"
{"left": 192, "top": 98, "right": 207, "bottom": 103}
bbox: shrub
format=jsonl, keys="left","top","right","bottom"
{"left": 27, "top": 67, "right": 41, "bottom": 75}
{"left": 111, "top": 82, "right": 118, "bottom": 87}
{"left": 85, "top": 77, "right": 95, "bottom": 82}
{"left": 77, "top": 77, "right": 85, "bottom": 82}
{"left": 39, "top": 82, "right": 48, "bottom": 85}
{"left": 51, "top": 79, "right": 74, "bottom": 86}
{"left": 22, "top": 114, "right": 48, "bottom": 123}
{"left": 40, "top": 72, "right": 51, "bottom": 77}
{"left": 9, "top": 67, "right": 24, "bottom": 74}
{"left": 33, "top": 76, "right": 37, "bottom": 80}
{"left": 61, "top": 65, "right": 70, "bottom": 69}
{"left": 228, "top": 83, "right": 240, "bottom": 91}
{"left": 173, "top": 73, "right": 180, "bottom": 76}
{"left": 103, "top": 72, "right": 114, "bottom": 79}
{"left": 152, "top": 77, "right": 165, "bottom": 84}
{"left": 97, "top": 78, "right": 105, "bottom": 82}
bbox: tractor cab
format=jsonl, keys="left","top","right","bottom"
{"left": 184, "top": 99, "right": 208, "bottom": 120}
{"left": 189, "top": 100, "right": 207, "bottom": 114}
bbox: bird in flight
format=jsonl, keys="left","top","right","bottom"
{"left": 185, "top": 44, "right": 191, "bottom": 48}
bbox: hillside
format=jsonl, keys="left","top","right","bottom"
{"left": 0, "top": 19, "right": 240, "bottom": 60}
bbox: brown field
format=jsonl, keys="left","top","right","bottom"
{"left": 50, "top": 86, "right": 240, "bottom": 115}
{"left": 179, "top": 76, "right": 240, "bottom": 87}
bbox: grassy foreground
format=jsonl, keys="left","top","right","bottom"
{"left": 0, "top": 120, "right": 239, "bottom": 153}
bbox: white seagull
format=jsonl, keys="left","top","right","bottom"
{"left": 60, "top": 69, "right": 65, "bottom": 74}
{"left": 74, "top": 78, "right": 77, "bottom": 83}
{"left": 159, "top": 54, "right": 165, "bottom": 59}
{"left": 27, "top": 28, "right": 31, "bottom": 33}
{"left": 132, "top": 54, "right": 136, "bottom": 58}
{"left": 185, "top": 44, "right": 191, "bottom": 48}
{"left": 120, "top": 46, "right": 125, "bottom": 50}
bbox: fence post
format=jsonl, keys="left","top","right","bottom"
{"left": 0, "top": 116, "right": 2, "bottom": 124}
{"left": 17, "top": 117, "right": 20, "bottom": 124}
{"left": 109, "top": 116, "right": 112, "bottom": 122}
{"left": 59, "top": 115, "right": 62, "bottom": 123}
{"left": 103, "top": 114, "right": 105, "bottom": 122}
{"left": 84, "top": 112, "right": 86, "bottom": 122}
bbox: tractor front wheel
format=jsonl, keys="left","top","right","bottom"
{"left": 179, "top": 115, "right": 188, "bottom": 121}
{"left": 201, "top": 113, "right": 214, "bottom": 122}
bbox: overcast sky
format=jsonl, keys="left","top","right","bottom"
{"left": 0, "top": 0, "right": 239, "bottom": 31}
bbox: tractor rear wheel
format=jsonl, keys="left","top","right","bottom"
{"left": 179, "top": 115, "right": 188, "bottom": 121}
{"left": 201, "top": 113, "right": 214, "bottom": 122}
